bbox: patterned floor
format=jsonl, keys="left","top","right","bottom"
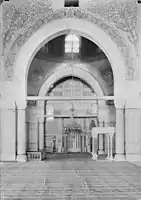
{"left": 1, "top": 153, "right": 141, "bottom": 200}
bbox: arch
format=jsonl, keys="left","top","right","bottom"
{"left": 13, "top": 18, "right": 126, "bottom": 102}
{"left": 39, "top": 66, "right": 104, "bottom": 97}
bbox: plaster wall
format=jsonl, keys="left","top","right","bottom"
{"left": 125, "top": 108, "right": 141, "bottom": 161}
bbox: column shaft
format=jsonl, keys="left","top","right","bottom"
{"left": 92, "top": 134, "right": 98, "bottom": 160}
{"left": 115, "top": 108, "right": 125, "bottom": 161}
{"left": 98, "top": 134, "right": 104, "bottom": 154}
{"left": 37, "top": 100, "right": 44, "bottom": 152}
{"left": 64, "top": 135, "right": 67, "bottom": 152}
{"left": 39, "top": 121, "right": 44, "bottom": 151}
{"left": 17, "top": 109, "right": 27, "bottom": 162}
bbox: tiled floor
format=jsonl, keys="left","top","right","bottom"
{"left": 1, "top": 153, "right": 141, "bottom": 200}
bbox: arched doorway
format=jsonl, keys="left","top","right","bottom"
{"left": 12, "top": 18, "right": 125, "bottom": 162}
{"left": 13, "top": 18, "right": 126, "bottom": 105}
{"left": 26, "top": 74, "right": 104, "bottom": 155}
{"left": 44, "top": 76, "right": 99, "bottom": 154}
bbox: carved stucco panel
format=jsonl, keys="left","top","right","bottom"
{"left": 1, "top": 1, "right": 138, "bottom": 81}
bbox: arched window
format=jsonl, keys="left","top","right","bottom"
{"left": 65, "top": 34, "right": 80, "bottom": 53}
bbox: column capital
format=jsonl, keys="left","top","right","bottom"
{"left": 114, "top": 98, "right": 126, "bottom": 109}
{"left": 98, "top": 100, "right": 106, "bottom": 106}
{"left": 37, "top": 100, "right": 44, "bottom": 108}
{"left": 15, "top": 101, "right": 27, "bottom": 110}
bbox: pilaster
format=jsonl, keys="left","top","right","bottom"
{"left": 98, "top": 134, "right": 104, "bottom": 155}
{"left": 125, "top": 99, "right": 141, "bottom": 162}
{"left": 16, "top": 108, "right": 27, "bottom": 162}
{"left": 114, "top": 99, "right": 125, "bottom": 161}
{"left": 0, "top": 106, "right": 17, "bottom": 161}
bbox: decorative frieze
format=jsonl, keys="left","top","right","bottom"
{"left": 1, "top": 0, "right": 138, "bottom": 80}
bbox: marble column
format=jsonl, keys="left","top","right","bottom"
{"left": 39, "top": 119, "right": 44, "bottom": 151}
{"left": 98, "top": 100, "right": 106, "bottom": 155}
{"left": 81, "top": 135, "right": 85, "bottom": 152}
{"left": 91, "top": 131, "right": 98, "bottom": 160}
{"left": 64, "top": 135, "right": 67, "bottom": 152}
{"left": 108, "top": 133, "right": 114, "bottom": 161}
{"left": 16, "top": 109, "right": 27, "bottom": 162}
{"left": 114, "top": 99, "right": 125, "bottom": 161}
{"left": 37, "top": 101, "right": 44, "bottom": 151}
{"left": 98, "top": 134, "right": 104, "bottom": 155}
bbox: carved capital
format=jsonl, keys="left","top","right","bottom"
{"left": 114, "top": 98, "right": 126, "bottom": 109}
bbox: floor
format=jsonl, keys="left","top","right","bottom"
{"left": 1, "top": 153, "right": 141, "bottom": 200}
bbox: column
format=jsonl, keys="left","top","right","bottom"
{"left": 92, "top": 135, "right": 98, "bottom": 160}
{"left": 39, "top": 118, "right": 44, "bottom": 151}
{"left": 108, "top": 133, "right": 114, "bottom": 161}
{"left": 87, "top": 134, "right": 91, "bottom": 152}
{"left": 74, "top": 133, "right": 76, "bottom": 149}
{"left": 91, "top": 128, "right": 98, "bottom": 160}
{"left": 98, "top": 100, "right": 106, "bottom": 154}
{"left": 81, "top": 135, "right": 85, "bottom": 152}
{"left": 114, "top": 99, "right": 125, "bottom": 161}
{"left": 98, "top": 134, "right": 104, "bottom": 155}
{"left": 64, "top": 134, "right": 67, "bottom": 152}
{"left": 105, "top": 133, "right": 110, "bottom": 160}
{"left": 16, "top": 109, "right": 27, "bottom": 162}
{"left": 37, "top": 101, "right": 44, "bottom": 152}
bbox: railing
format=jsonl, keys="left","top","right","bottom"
{"left": 27, "top": 151, "right": 45, "bottom": 161}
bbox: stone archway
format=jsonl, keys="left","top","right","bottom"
{"left": 1, "top": 9, "right": 129, "bottom": 162}
{"left": 11, "top": 18, "right": 127, "bottom": 107}
{"left": 38, "top": 65, "right": 104, "bottom": 97}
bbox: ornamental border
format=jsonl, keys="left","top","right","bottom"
{"left": 3, "top": 7, "right": 135, "bottom": 80}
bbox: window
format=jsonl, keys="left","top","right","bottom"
{"left": 64, "top": 0, "right": 79, "bottom": 7}
{"left": 65, "top": 34, "right": 80, "bottom": 53}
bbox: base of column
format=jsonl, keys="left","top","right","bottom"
{"left": 98, "top": 150, "right": 105, "bottom": 155}
{"left": 108, "top": 156, "right": 114, "bottom": 161}
{"left": 92, "top": 152, "right": 98, "bottom": 160}
{"left": 114, "top": 154, "right": 125, "bottom": 161}
{"left": 16, "top": 154, "right": 27, "bottom": 162}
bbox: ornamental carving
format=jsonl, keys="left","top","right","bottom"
{"left": 1, "top": 0, "right": 138, "bottom": 80}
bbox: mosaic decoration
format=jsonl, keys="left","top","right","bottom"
{"left": 1, "top": 0, "right": 139, "bottom": 80}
